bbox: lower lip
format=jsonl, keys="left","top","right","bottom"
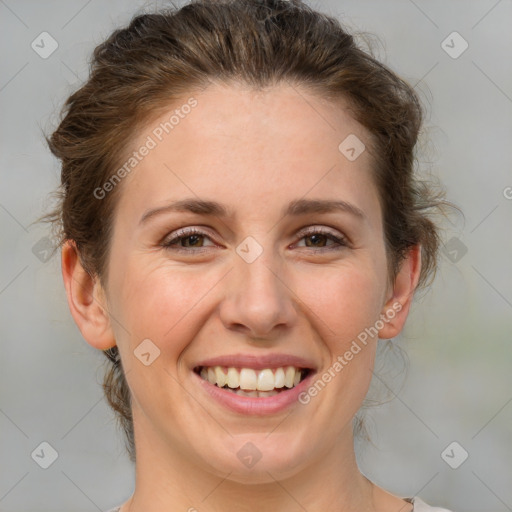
{"left": 193, "top": 370, "right": 316, "bottom": 415}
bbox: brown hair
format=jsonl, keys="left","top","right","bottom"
{"left": 42, "top": 0, "right": 451, "bottom": 462}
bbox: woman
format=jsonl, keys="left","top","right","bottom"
{"left": 43, "top": 0, "right": 454, "bottom": 510}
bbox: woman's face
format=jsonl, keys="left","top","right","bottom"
{"left": 99, "top": 82, "right": 408, "bottom": 481}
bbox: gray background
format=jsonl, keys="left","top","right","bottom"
{"left": 1, "top": 1, "right": 511, "bottom": 511}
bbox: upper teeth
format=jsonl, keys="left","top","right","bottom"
{"left": 199, "top": 366, "right": 303, "bottom": 391}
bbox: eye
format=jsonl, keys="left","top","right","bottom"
{"left": 295, "top": 226, "right": 349, "bottom": 251}
{"left": 161, "top": 228, "right": 216, "bottom": 253}
{"left": 161, "top": 226, "right": 349, "bottom": 255}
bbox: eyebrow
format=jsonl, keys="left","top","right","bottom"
{"left": 139, "top": 197, "right": 366, "bottom": 225}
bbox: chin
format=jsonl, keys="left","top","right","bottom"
{"left": 198, "top": 432, "right": 312, "bottom": 484}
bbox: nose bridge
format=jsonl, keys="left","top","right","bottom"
{"left": 220, "top": 239, "right": 296, "bottom": 337}
{"left": 237, "top": 241, "right": 284, "bottom": 307}
{"left": 240, "top": 248, "right": 280, "bottom": 296}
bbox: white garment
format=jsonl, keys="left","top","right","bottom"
{"left": 409, "top": 496, "right": 454, "bottom": 511}
{"left": 104, "top": 496, "right": 454, "bottom": 511}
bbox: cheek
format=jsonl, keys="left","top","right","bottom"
{"left": 107, "top": 260, "right": 219, "bottom": 417}
{"left": 111, "top": 258, "right": 222, "bottom": 359}
{"left": 296, "top": 262, "right": 386, "bottom": 351}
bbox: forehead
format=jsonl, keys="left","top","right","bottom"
{"left": 114, "top": 82, "right": 380, "bottom": 228}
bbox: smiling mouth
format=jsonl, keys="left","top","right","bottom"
{"left": 194, "top": 365, "right": 312, "bottom": 397}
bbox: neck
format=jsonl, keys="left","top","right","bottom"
{"left": 120, "top": 414, "right": 396, "bottom": 512}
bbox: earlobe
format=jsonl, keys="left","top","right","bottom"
{"left": 61, "top": 240, "right": 116, "bottom": 350}
{"left": 378, "top": 244, "right": 422, "bottom": 340}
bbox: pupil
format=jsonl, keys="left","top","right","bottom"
{"left": 307, "top": 234, "right": 325, "bottom": 247}
{"left": 185, "top": 235, "right": 202, "bottom": 247}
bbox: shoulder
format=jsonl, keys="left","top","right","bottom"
{"left": 411, "top": 496, "right": 454, "bottom": 512}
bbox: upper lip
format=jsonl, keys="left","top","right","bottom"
{"left": 194, "top": 353, "right": 317, "bottom": 371}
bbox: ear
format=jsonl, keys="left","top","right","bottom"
{"left": 378, "top": 244, "right": 422, "bottom": 340}
{"left": 61, "top": 240, "right": 116, "bottom": 350}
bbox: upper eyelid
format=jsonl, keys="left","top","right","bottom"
{"left": 164, "top": 226, "right": 216, "bottom": 242}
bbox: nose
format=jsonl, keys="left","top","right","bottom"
{"left": 218, "top": 252, "right": 297, "bottom": 340}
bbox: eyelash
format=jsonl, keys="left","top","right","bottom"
{"left": 161, "top": 226, "right": 349, "bottom": 254}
